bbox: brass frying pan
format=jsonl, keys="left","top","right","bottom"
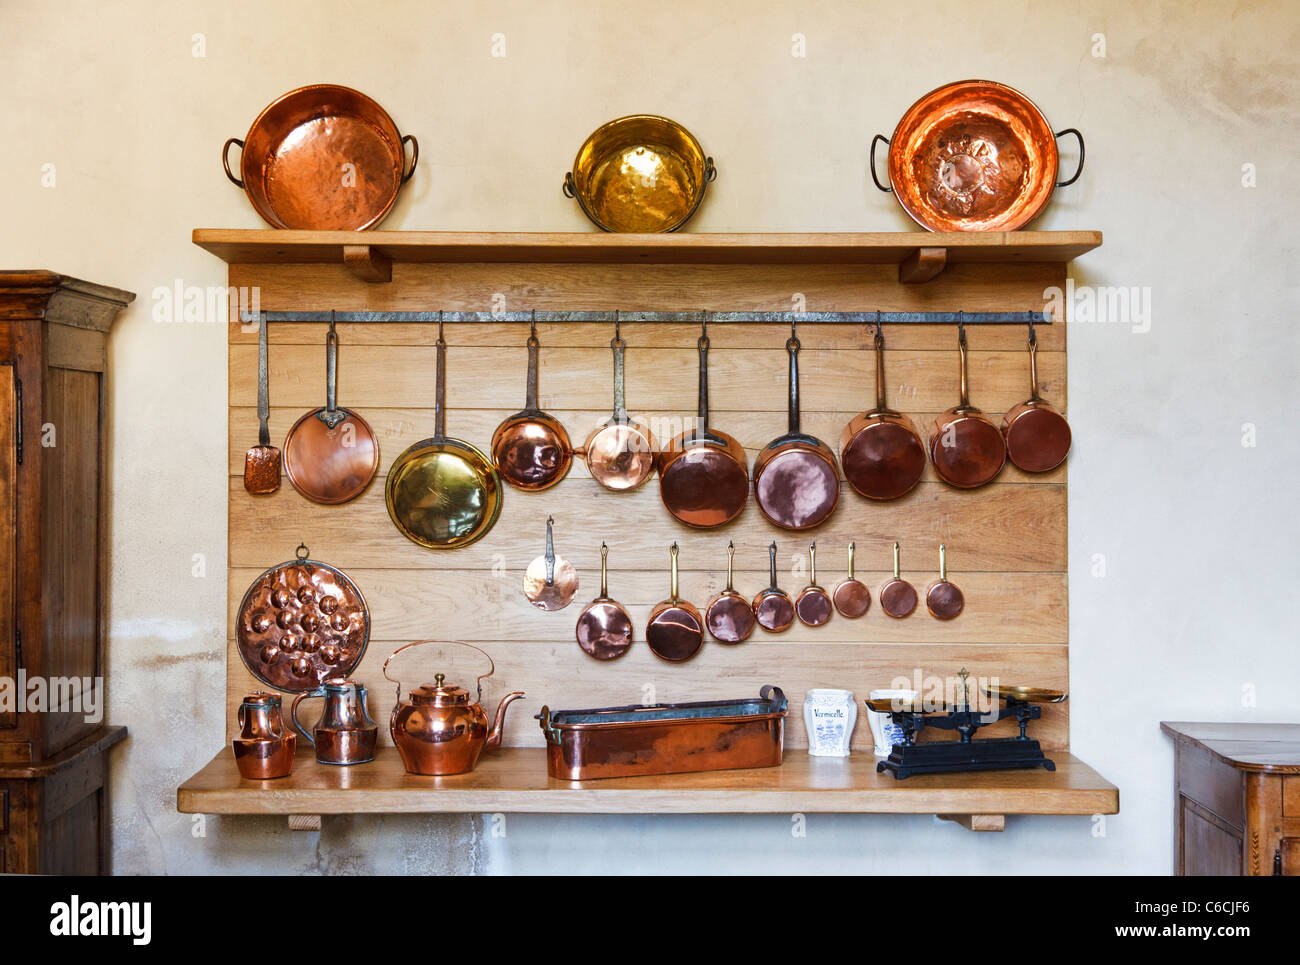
{"left": 840, "top": 323, "right": 926, "bottom": 501}
{"left": 491, "top": 319, "right": 573, "bottom": 491}
{"left": 582, "top": 318, "right": 657, "bottom": 491}
{"left": 1002, "top": 322, "right": 1071, "bottom": 472}
{"left": 929, "top": 322, "right": 1006, "bottom": 489}
{"left": 386, "top": 319, "right": 503, "bottom": 549}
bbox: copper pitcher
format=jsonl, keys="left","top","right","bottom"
{"left": 291, "top": 677, "right": 379, "bottom": 765}
{"left": 233, "top": 692, "right": 296, "bottom": 780}
{"left": 384, "top": 641, "right": 524, "bottom": 776}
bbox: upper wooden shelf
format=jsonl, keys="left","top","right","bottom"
{"left": 193, "top": 229, "right": 1102, "bottom": 283}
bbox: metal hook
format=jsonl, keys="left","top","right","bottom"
{"left": 874, "top": 310, "right": 884, "bottom": 347}
{"left": 437, "top": 310, "right": 445, "bottom": 345}
{"left": 529, "top": 309, "right": 537, "bottom": 341}
{"left": 614, "top": 309, "right": 620, "bottom": 342}
{"left": 1027, "top": 314, "right": 1037, "bottom": 347}
{"left": 328, "top": 309, "right": 336, "bottom": 337}
{"left": 957, "top": 310, "right": 967, "bottom": 346}
{"left": 295, "top": 542, "right": 310, "bottom": 560}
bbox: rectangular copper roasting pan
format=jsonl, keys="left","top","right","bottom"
{"left": 536, "top": 685, "right": 786, "bottom": 780}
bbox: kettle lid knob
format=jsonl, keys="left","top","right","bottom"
{"left": 435, "top": 672, "right": 445, "bottom": 686}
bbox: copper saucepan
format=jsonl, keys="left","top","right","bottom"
{"left": 1002, "top": 322, "right": 1071, "bottom": 473}
{"left": 753, "top": 326, "right": 840, "bottom": 530}
{"left": 491, "top": 320, "right": 572, "bottom": 491}
{"left": 582, "top": 319, "right": 657, "bottom": 491}
{"left": 832, "top": 541, "right": 871, "bottom": 618}
{"left": 925, "top": 543, "right": 964, "bottom": 620}
{"left": 929, "top": 322, "right": 1006, "bottom": 489}
{"left": 658, "top": 319, "right": 750, "bottom": 528}
{"left": 878, "top": 542, "right": 918, "bottom": 619}
{"left": 705, "top": 540, "right": 756, "bottom": 644}
{"left": 753, "top": 542, "right": 794, "bottom": 633}
{"left": 575, "top": 543, "right": 634, "bottom": 660}
{"left": 283, "top": 316, "right": 379, "bottom": 505}
{"left": 645, "top": 543, "right": 704, "bottom": 662}
{"left": 840, "top": 323, "right": 926, "bottom": 501}
{"left": 794, "top": 542, "right": 833, "bottom": 627}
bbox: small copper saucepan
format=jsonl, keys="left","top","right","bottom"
{"left": 794, "top": 542, "right": 833, "bottom": 627}
{"left": 840, "top": 323, "right": 927, "bottom": 501}
{"left": 929, "top": 322, "right": 1006, "bottom": 489}
{"left": 646, "top": 543, "right": 704, "bottom": 662}
{"left": 575, "top": 543, "right": 633, "bottom": 660}
{"left": 491, "top": 319, "right": 572, "bottom": 491}
{"left": 878, "top": 542, "right": 918, "bottom": 618}
{"left": 753, "top": 542, "right": 794, "bottom": 633}
{"left": 753, "top": 326, "right": 841, "bottom": 530}
{"left": 832, "top": 541, "right": 871, "bottom": 618}
{"left": 582, "top": 320, "right": 657, "bottom": 491}
{"left": 1002, "top": 322, "right": 1071, "bottom": 473}
{"left": 658, "top": 319, "right": 750, "bottom": 528}
{"left": 705, "top": 541, "right": 756, "bottom": 644}
{"left": 283, "top": 315, "right": 380, "bottom": 505}
{"left": 925, "top": 543, "right": 964, "bottom": 620}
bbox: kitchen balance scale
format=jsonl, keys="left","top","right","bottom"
{"left": 868, "top": 669, "right": 1066, "bottom": 779}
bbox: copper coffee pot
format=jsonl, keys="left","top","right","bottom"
{"left": 233, "top": 692, "right": 297, "bottom": 780}
{"left": 384, "top": 641, "right": 524, "bottom": 776}
{"left": 290, "top": 677, "right": 379, "bottom": 765}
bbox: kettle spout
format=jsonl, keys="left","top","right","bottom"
{"left": 486, "top": 692, "right": 526, "bottom": 750}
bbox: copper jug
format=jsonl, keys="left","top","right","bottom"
{"left": 233, "top": 692, "right": 297, "bottom": 779}
{"left": 291, "top": 677, "right": 379, "bottom": 765}
{"left": 384, "top": 641, "right": 524, "bottom": 776}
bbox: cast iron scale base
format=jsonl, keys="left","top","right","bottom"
{"left": 874, "top": 670, "right": 1067, "bottom": 779}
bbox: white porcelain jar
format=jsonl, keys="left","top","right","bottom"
{"left": 802, "top": 689, "right": 857, "bottom": 757}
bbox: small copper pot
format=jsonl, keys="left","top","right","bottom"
{"left": 290, "top": 677, "right": 379, "bottom": 765}
{"left": 582, "top": 325, "right": 658, "bottom": 491}
{"left": 925, "top": 544, "right": 965, "bottom": 620}
{"left": 841, "top": 324, "right": 927, "bottom": 501}
{"left": 1002, "top": 326, "right": 1071, "bottom": 473}
{"left": 233, "top": 692, "right": 296, "bottom": 780}
{"left": 794, "top": 542, "right": 833, "bottom": 627}
{"left": 491, "top": 323, "right": 572, "bottom": 491}
{"left": 832, "top": 541, "right": 871, "bottom": 618}
{"left": 929, "top": 324, "right": 1006, "bottom": 489}
{"left": 705, "top": 541, "right": 756, "bottom": 644}
{"left": 646, "top": 543, "right": 704, "bottom": 662}
{"left": 575, "top": 543, "right": 634, "bottom": 660}
{"left": 878, "top": 542, "right": 918, "bottom": 618}
{"left": 752, "top": 542, "right": 794, "bottom": 633}
{"left": 753, "top": 329, "right": 840, "bottom": 530}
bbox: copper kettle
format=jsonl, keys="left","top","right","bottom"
{"left": 383, "top": 641, "right": 524, "bottom": 776}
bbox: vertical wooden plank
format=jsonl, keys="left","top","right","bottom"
{"left": 0, "top": 365, "right": 14, "bottom": 731}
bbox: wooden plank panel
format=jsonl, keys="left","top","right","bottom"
{"left": 0, "top": 366, "right": 14, "bottom": 730}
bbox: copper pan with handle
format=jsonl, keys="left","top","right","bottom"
{"left": 1002, "top": 321, "right": 1071, "bottom": 473}
{"left": 581, "top": 317, "right": 658, "bottom": 491}
{"left": 491, "top": 318, "right": 573, "bottom": 491}
{"left": 928, "top": 321, "right": 1006, "bottom": 489}
{"left": 840, "top": 322, "right": 927, "bottom": 501}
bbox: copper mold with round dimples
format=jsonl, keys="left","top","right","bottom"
{"left": 576, "top": 544, "right": 634, "bottom": 660}
{"left": 871, "top": 80, "right": 1084, "bottom": 232}
{"left": 583, "top": 326, "right": 657, "bottom": 491}
{"left": 753, "top": 330, "right": 840, "bottom": 530}
{"left": 236, "top": 546, "right": 370, "bottom": 694}
{"left": 646, "top": 543, "right": 704, "bottom": 662}
{"left": 925, "top": 544, "right": 965, "bottom": 621}
{"left": 223, "top": 84, "right": 418, "bottom": 230}
{"left": 233, "top": 692, "right": 297, "bottom": 780}
{"left": 1002, "top": 325, "right": 1071, "bottom": 473}
{"left": 705, "top": 540, "right": 756, "bottom": 644}
{"left": 523, "top": 516, "right": 578, "bottom": 611}
{"left": 832, "top": 541, "right": 871, "bottom": 618}
{"left": 752, "top": 541, "right": 794, "bottom": 633}
{"left": 794, "top": 542, "right": 833, "bottom": 627}
{"left": 840, "top": 323, "right": 926, "bottom": 501}
{"left": 929, "top": 324, "right": 1006, "bottom": 489}
{"left": 564, "top": 114, "right": 716, "bottom": 233}
{"left": 878, "top": 541, "right": 918, "bottom": 619}
{"left": 491, "top": 323, "right": 572, "bottom": 491}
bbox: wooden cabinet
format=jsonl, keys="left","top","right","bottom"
{"left": 0, "top": 271, "right": 133, "bottom": 873}
{"left": 1162, "top": 722, "right": 1300, "bottom": 875}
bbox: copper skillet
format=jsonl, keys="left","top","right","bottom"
{"left": 646, "top": 543, "right": 704, "bottom": 662}
{"left": 833, "top": 542, "right": 871, "bottom": 618}
{"left": 794, "top": 542, "right": 833, "bottom": 627}
{"left": 753, "top": 542, "right": 794, "bottom": 633}
{"left": 1002, "top": 320, "right": 1071, "bottom": 473}
{"left": 491, "top": 318, "right": 573, "bottom": 491}
{"left": 753, "top": 325, "right": 841, "bottom": 530}
{"left": 658, "top": 316, "right": 750, "bottom": 528}
{"left": 841, "top": 321, "right": 927, "bottom": 501}
{"left": 575, "top": 543, "right": 633, "bottom": 660}
{"left": 581, "top": 317, "right": 657, "bottom": 491}
{"left": 929, "top": 320, "right": 1006, "bottom": 489}
{"left": 705, "top": 541, "right": 756, "bottom": 644}
{"left": 283, "top": 314, "right": 379, "bottom": 505}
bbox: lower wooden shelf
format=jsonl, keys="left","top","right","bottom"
{"left": 177, "top": 746, "right": 1118, "bottom": 826}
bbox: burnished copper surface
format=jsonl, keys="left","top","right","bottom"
{"left": 832, "top": 542, "right": 871, "bottom": 618}
{"left": 879, "top": 542, "right": 917, "bottom": 619}
{"left": 523, "top": 516, "right": 578, "bottom": 611}
{"left": 583, "top": 331, "right": 658, "bottom": 490}
{"left": 565, "top": 114, "right": 715, "bottom": 232}
{"left": 924, "top": 544, "right": 964, "bottom": 621}
{"left": 236, "top": 551, "right": 369, "bottom": 693}
{"left": 290, "top": 678, "right": 379, "bottom": 765}
{"left": 243, "top": 445, "right": 281, "bottom": 495}
{"left": 283, "top": 407, "right": 379, "bottom": 504}
{"left": 1002, "top": 332, "right": 1071, "bottom": 473}
{"left": 224, "top": 84, "right": 418, "bottom": 230}
{"left": 753, "top": 541, "right": 794, "bottom": 633}
{"left": 646, "top": 543, "right": 703, "bottom": 662}
{"left": 794, "top": 542, "right": 833, "bottom": 627}
{"left": 841, "top": 326, "right": 926, "bottom": 501}
{"left": 576, "top": 543, "right": 634, "bottom": 660}
{"left": 491, "top": 330, "right": 572, "bottom": 491}
{"left": 885, "top": 80, "right": 1061, "bottom": 231}
{"left": 929, "top": 328, "right": 1006, "bottom": 489}
{"left": 233, "top": 692, "right": 296, "bottom": 780}
{"left": 705, "top": 541, "right": 755, "bottom": 644}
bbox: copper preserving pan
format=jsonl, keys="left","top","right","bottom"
{"left": 223, "top": 84, "right": 418, "bottom": 230}
{"left": 753, "top": 328, "right": 840, "bottom": 530}
{"left": 537, "top": 685, "right": 787, "bottom": 780}
{"left": 840, "top": 323, "right": 926, "bottom": 501}
{"left": 564, "top": 114, "right": 716, "bottom": 232}
{"left": 928, "top": 323, "right": 1006, "bottom": 489}
{"left": 870, "top": 80, "right": 1084, "bottom": 231}
{"left": 658, "top": 320, "right": 749, "bottom": 528}
{"left": 1002, "top": 323, "right": 1071, "bottom": 473}
{"left": 582, "top": 321, "right": 657, "bottom": 491}
{"left": 491, "top": 321, "right": 572, "bottom": 491}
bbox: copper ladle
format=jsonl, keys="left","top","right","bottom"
{"left": 925, "top": 544, "right": 964, "bottom": 620}
{"left": 582, "top": 316, "right": 658, "bottom": 491}
{"left": 523, "top": 516, "right": 578, "bottom": 611}
{"left": 575, "top": 542, "right": 633, "bottom": 660}
{"left": 794, "top": 541, "right": 833, "bottom": 627}
{"left": 878, "top": 542, "right": 918, "bottom": 618}
{"left": 1002, "top": 321, "right": 1071, "bottom": 472}
{"left": 929, "top": 319, "right": 1006, "bottom": 489}
{"left": 832, "top": 541, "right": 871, "bottom": 618}
{"left": 491, "top": 316, "right": 573, "bottom": 491}
{"left": 705, "top": 540, "right": 756, "bottom": 644}
{"left": 646, "top": 543, "right": 703, "bottom": 662}
{"left": 752, "top": 542, "right": 794, "bottom": 633}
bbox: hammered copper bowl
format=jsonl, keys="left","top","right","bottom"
{"left": 564, "top": 115, "right": 716, "bottom": 232}
{"left": 874, "top": 80, "right": 1082, "bottom": 231}
{"left": 223, "top": 84, "right": 418, "bottom": 230}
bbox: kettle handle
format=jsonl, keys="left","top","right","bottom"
{"left": 382, "top": 640, "right": 496, "bottom": 709}
{"left": 290, "top": 688, "right": 323, "bottom": 746}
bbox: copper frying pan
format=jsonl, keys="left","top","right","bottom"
{"left": 1002, "top": 322, "right": 1071, "bottom": 473}
{"left": 658, "top": 318, "right": 749, "bottom": 528}
{"left": 575, "top": 543, "right": 633, "bottom": 660}
{"left": 752, "top": 542, "right": 794, "bottom": 633}
{"left": 832, "top": 541, "right": 871, "bottom": 618}
{"left": 925, "top": 543, "right": 964, "bottom": 620}
{"left": 753, "top": 326, "right": 840, "bottom": 530}
{"left": 794, "top": 542, "right": 833, "bottom": 627}
{"left": 283, "top": 316, "right": 379, "bottom": 505}
{"left": 646, "top": 543, "right": 704, "bottom": 662}
{"left": 523, "top": 516, "right": 578, "bottom": 611}
{"left": 705, "top": 541, "right": 756, "bottom": 644}
{"left": 582, "top": 319, "right": 657, "bottom": 490}
{"left": 491, "top": 320, "right": 572, "bottom": 491}
{"left": 840, "top": 323, "right": 926, "bottom": 501}
{"left": 878, "top": 542, "right": 918, "bottom": 618}
{"left": 928, "top": 322, "right": 1006, "bottom": 489}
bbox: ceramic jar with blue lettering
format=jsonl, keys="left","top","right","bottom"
{"left": 802, "top": 688, "right": 857, "bottom": 756}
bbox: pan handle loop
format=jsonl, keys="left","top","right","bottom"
{"left": 562, "top": 171, "right": 576, "bottom": 198}
{"left": 704, "top": 157, "right": 717, "bottom": 183}
{"left": 768, "top": 541, "right": 778, "bottom": 588}
{"left": 1054, "top": 129, "right": 1085, "bottom": 187}
{"left": 696, "top": 311, "right": 711, "bottom": 435}
{"left": 869, "top": 135, "right": 893, "bottom": 193}
{"left": 786, "top": 327, "right": 802, "bottom": 435}
{"left": 524, "top": 312, "right": 541, "bottom": 411}
{"left": 544, "top": 516, "right": 557, "bottom": 586}
{"left": 610, "top": 313, "right": 628, "bottom": 421}
{"left": 599, "top": 541, "right": 609, "bottom": 598}
{"left": 382, "top": 640, "right": 496, "bottom": 710}
{"left": 318, "top": 311, "right": 346, "bottom": 429}
{"left": 873, "top": 315, "right": 888, "bottom": 411}
{"left": 669, "top": 542, "right": 680, "bottom": 602}
{"left": 400, "top": 134, "right": 419, "bottom": 184}
{"left": 222, "top": 137, "right": 245, "bottom": 188}
{"left": 956, "top": 312, "right": 970, "bottom": 410}
{"left": 295, "top": 542, "right": 310, "bottom": 561}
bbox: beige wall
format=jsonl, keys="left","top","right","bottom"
{"left": 3, "top": 0, "right": 1297, "bottom": 873}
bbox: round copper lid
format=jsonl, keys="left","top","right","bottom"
{"left": 411, "top": 674, "right": 470, "bottom": 704}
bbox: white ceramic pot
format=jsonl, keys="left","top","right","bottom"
{"left": 802, "top": 689, "right": 857, "bottom": 757}
{"left": 866, "top": 689, "right": 920, "bottom": 757}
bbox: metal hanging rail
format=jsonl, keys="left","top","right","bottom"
{"left": 239, "top": 309, "right": 1050, "bottom": 325}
